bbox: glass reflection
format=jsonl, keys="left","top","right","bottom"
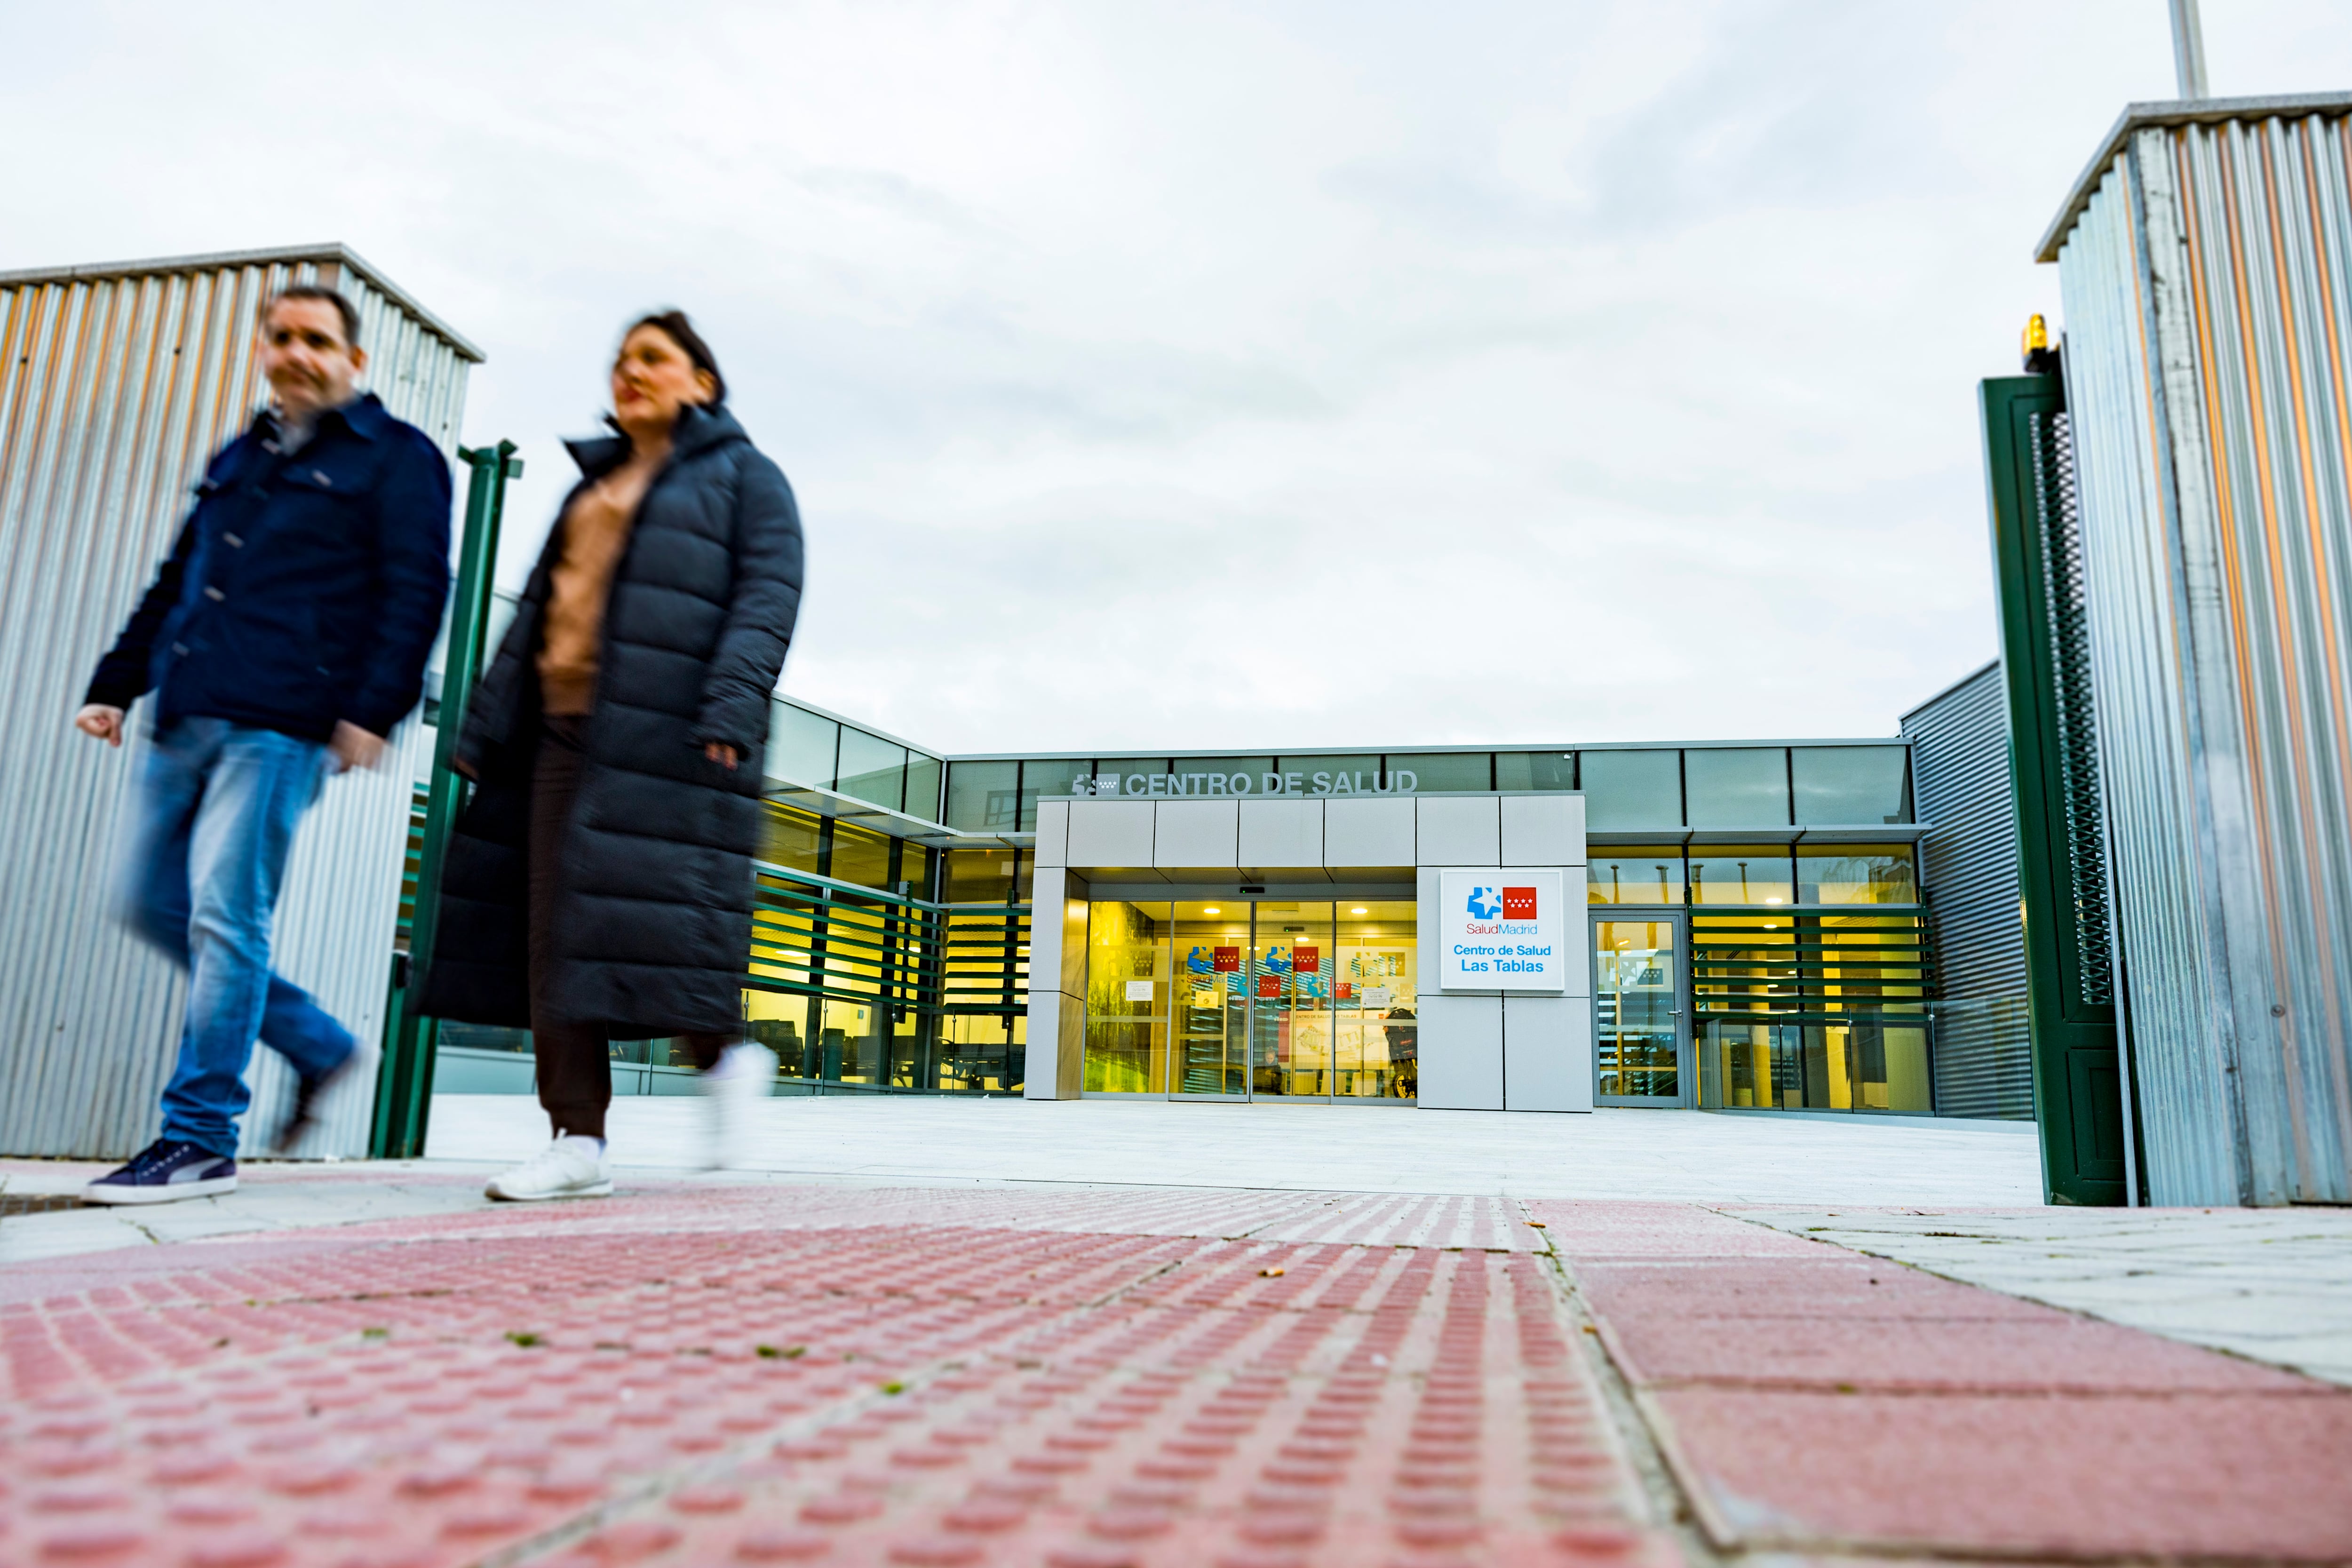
{"left": 1336, "top": 902, "right": 1417, "bottom": 1098}
{"left": 1684, "top": 748, "right": 1789, "bottom": 828}
{"left": 1587, "top": 848, "right": 1685, "bottom": 905}
{"left": 1084, "top": 901, "right": 1169, "bottom": 1093}
{"left": 1688, "top": 847, "right": 1794, "bottom": 907}
{"left": 1797, "top": 844, "right": 1919, "bottom": 904}
{"left": 1581, "top": 750, "right": 1683, "bottom": 831}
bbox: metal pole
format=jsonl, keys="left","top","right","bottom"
{"left": 2168, "top": 0, "right": 2209, "bottom": 100}
{"left": 369, "top": 440, "right": 519, "bottom": 1158}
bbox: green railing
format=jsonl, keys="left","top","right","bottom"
{"left": 747, "top": 862, "right": 1029, "bottom": 1018}
{"left": 393, "top": 788, "right": 1030, "bottom": 1094}
{"left": 1690, "top": 910, "right": 1932, "bottom": 1028}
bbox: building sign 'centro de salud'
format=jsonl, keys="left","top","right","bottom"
{"left": 1072, "top": 768, "right": 1420, "bottom": 797}
{"left": 1438, "top": 869, "right": 1566, "bottom": 992}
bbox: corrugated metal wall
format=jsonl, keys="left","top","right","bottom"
{"left": 1903, "top": 663, "right": 2033, "bottom": 1119}
{"left": 2049, "top": 98, "right": 2352, "bottom": 1204}
{"left": 0, "top": 246, "right": 477, "bottom": 1160}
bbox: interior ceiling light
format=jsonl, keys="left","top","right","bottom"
{"left": 1203, "top": 907, "right": 1221, "bottom": 915}
{"left": 1351, "top": 907, "right": 1368, "bottom": 915}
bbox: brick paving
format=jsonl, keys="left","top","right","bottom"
{"left": 2, "top": 1180, "right": 2347, "bottom": 1567}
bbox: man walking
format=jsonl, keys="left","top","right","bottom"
{"left": 74, "top": 285, "right": 452, "bottom": 1203}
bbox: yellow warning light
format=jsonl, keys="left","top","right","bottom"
{"left": 2022, "top": 313, "right": 2050, "bottom": 357}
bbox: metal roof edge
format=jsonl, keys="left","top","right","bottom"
{"left": 939, "top": 736, "right": 1907, "bottom": 764}
{"left": 2035, "top": 92, "right": 2352, "bottom": 264}
{"left": 0, "top": 241, "right": 485, "bottom": 363}
{"left": 1898, "top": 658, "right": 2002, "bottom": 724}
{"left": 773, "top": 692, "right": 943, "bottom": 762}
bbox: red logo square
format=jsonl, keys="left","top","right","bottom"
{"left": 1336, "top": 981, "right": 1353, "bottom": 1000}
{"left": 1257, "top": 973, "right": 1281, "bottom": 998}
{"left": 1213, "top": 947, "right": 1240, "bottom": 973}
{"left": 1292, "top": 945, "right": 1319, "bottom": 971}
{"left": 1502, "top": 886, "right": 1538, "bottom": 919}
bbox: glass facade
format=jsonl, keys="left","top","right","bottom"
{"left": 1579, "top": 750, "right": 1682, "bottom": 831}
{"left": 1792, "top": 746, "right": 1913, "bottom": 826}
{"left": 765, "top": 697, "right": 948, "bottom": 825}
{"left": 413, "top": 707, "right": 1933, "bottom": 1114}
{"left": 1084, "top": 898, "right": 1416, "bottom": 1100}
{"left": 945, "top": 744, "right": 1910, "bottom": 833}
{"left": 1690, "top": 908, "right": 1929, "bottom": 1114}
{"left": 1581, "top": 843, "right": 1930, "bottom": 1114}
{"left": 835, "top": 727, "right": 907, "bottom": 812}
{"left": 1684, "top": 748, "right": 1790, "bottom": 828}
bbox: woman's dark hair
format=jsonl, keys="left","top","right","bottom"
{"left": 625, "top": 310, "right": 726, "bottom": 406}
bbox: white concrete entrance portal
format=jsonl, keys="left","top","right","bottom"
{"left": 1025, "top": 792, "right": 1589, "bottom": 1111}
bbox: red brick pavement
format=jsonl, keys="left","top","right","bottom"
{"left": 1, "top": 1181, "right": 2345, "bottom": 1568}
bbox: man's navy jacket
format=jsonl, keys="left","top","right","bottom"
{"left": 86, "top": 394, "right": 453, "bottom": 744}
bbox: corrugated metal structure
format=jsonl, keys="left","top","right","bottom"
{"left": 1903, "top": 662, "right": 2033, "bottom": 1120}
{"left": 0, "top": 244, "right": 478, "bottom": 1160}
{"left": 2041, "top": 94, "right": 2352, "bottom": 1204}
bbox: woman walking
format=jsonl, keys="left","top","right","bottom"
{"left": 417, "top": 311, "right": 802, "bottom": 1200}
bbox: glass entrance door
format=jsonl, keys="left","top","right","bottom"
{"left": 1251, "top": 905, "right": 1332, "bottom": 1097}
{"left": 1592, "top": 914, "right": 1688, "bottom": 1105}
{"left": 1147, "top": 898, "right": 1416, "bottom": 1102}
{"left": 1335, "top": 901, "right": 1417, "bottom": 1098}
{"left": 1173, "top": 901, "right": 1249, "bottom": 1097}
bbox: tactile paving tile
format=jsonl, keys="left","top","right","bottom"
{"left": 230, "top": 1185, "right": 1557, "bottom": 1253}
{"left": 0, "top": 1187, "right": 1673, "bottom": 1568}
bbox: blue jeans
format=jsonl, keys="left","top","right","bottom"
{"left": 122, "top": 718, "right": 357, "bottom": 1156}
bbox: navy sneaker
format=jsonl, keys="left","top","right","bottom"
{"left": 270, "top": 1048, "right": 361, "bottom": 1154}
{"left": 83, "top": 1139, "right": 237, "bottom": 1205}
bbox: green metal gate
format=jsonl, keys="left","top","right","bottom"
{"left": 371, "top": 441, "right": 520, "bottom": 1158}
{"left": 1981, "top": 365, "right": 2132, "bottom": 1205}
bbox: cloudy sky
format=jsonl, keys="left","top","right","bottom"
{"left": 8, "top": 2, "right": 2350, "bottom": 756}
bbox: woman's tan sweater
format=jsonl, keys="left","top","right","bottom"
{"left": 536, "top": 458, "right": 657, "bottom": 716}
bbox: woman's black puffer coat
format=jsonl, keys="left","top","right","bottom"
{"left": 415, "top": 403, "right": 802, "bottom": 1037}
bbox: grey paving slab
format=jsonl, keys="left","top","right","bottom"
{"left": 423, "top": 1093, "right": 2045, "bottom": 1208}
{"left": 0, "top": 1159, "right": 500, "bottom": 1266}
{"left": 1729, "top": 1205, "right": 2352, "bottom": 1386}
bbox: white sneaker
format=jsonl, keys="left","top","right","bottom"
{"left": 485, "top": 1132, "right": 612, "bottom": 1202}
{"left": 702, "top": 1043, "right": 777, "bottom": 1170}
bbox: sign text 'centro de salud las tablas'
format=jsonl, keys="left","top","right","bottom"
{"left": 1071, "top": 768, "right": 1430, "bottom": 797}
{"left": 1438, "top": 869, "right": 1567, "bottom": 992}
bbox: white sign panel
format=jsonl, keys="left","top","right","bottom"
{"left": 1437, "top": 868, "right": 1567, "bottom": 992}
{"left": 1124, "top": 980, "right": 1155, "bottom": 1003}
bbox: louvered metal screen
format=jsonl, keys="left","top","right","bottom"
{"left": 2029, "top": 411, "right": 2116, "bottom": 1009}
{"left": 1902, "top": 663, "right": 2033, "bottom": 1120}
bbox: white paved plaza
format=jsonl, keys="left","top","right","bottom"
{"left": 426, "top": 1093, "right": 2043, "bottom": 1207}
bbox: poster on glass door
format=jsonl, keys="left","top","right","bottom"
{"left": 1437, "top": 868, "right": 1566, "bottom": 991}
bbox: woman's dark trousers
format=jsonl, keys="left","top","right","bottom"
{"left": 530, "top": 716, "right": 729, "bottom": 1138}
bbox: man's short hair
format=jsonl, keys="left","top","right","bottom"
{"left": 262, "top": 285, "right": 362, "bottom": 350}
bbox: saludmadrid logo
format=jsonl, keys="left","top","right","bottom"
{"left": 1464, "top": 885, "right": 1538, "bottom": 928}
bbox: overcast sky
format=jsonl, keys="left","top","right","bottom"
{"left": 8, "top": 2, "right": 2350, "bottom": 755}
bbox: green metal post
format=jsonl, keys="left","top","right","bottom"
{"left": 1980, "top": 374, "right": 2129, "bottom": 1204}
{"left": 370, "top": 441, "right": 520, "bottom": 1158}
